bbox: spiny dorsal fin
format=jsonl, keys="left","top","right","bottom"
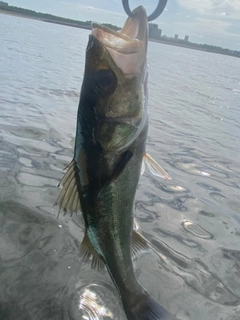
{"left": 132, "top": 230, "right": 150, "bottom": 257}
{"left": 55, "top": 159, "right": 81, "bottom": 214}
{"left": 80, "top": 232, "right": 105, "bottom": 272}
{"left": 142, "top": 153, "right": 172, "bottom": 180}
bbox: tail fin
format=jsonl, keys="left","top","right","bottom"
{"left": 123, "top": 292, "right": 177, "bottom": 320}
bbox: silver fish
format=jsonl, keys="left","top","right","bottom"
{"left": 57, "top": 5, "right": 175, "bottom": 320}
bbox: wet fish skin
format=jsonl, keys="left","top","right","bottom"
{"left": 76, "top": 32, "right": 148, "bottom": 299}
{"left": 57, "top": 6, "right": 177, "bottom": 320}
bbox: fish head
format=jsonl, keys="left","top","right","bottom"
{"left": 81, "top": 6, "right": 148, "bottom": 152}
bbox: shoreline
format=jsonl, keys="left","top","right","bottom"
{"left": 1, "top": 10, "right": 239, "bottom": 58}
{"left": 0, "top": 10, "right": 92, "bottom": 30}
{"left": 150, "top": 38, "right": 239, "bottom": 58}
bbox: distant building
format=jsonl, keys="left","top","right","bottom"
{"left": 0, "top": 1, "right": 8, "bottom": 5}
{"left": 174, "top": 34, "right": 179, "bottom": 40}
{"left": 149, "top": 23, "right": 162, "bottom": 40}
{"left": 184, "top": 35, "right": 189, "bottom": 42}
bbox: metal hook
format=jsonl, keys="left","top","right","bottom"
{"left": 122, "top": 0, "right": 168, "bottom": 22}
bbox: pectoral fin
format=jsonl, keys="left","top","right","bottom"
{"left": 55, "top": 159, "right": 81, "bottom": 214}
{"left": 142, "top": 153, "right": 171, "bottom": 180}
{"left": 80, "top": 232, "right": 105, "bottom": 272}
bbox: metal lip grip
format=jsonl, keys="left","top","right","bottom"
{"left": 122, "top": 0, "right": 168, "bottom": 21}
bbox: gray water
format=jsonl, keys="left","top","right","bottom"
{"left": 0, "top": 13, "right": 240, "bottom": 320}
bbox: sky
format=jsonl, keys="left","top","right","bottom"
{"left": 7, "top": 0, "right": 240, "bottom": 50}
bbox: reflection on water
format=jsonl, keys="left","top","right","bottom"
{"left": 0, "top": 201, "right": 125, "bottom": 320}
{"left": 72, "top": 283, "right": 116, "bottom": 319}
{"left": 0, "top": 14, "right": 240, "bottom": 320}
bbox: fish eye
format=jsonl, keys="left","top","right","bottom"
{"left": 94, "top": 69, "right": 117, "bottom": 95}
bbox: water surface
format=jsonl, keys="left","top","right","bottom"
{"left": 0, "top": 14, "right": 240, "bottom": 320}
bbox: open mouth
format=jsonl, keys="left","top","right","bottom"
{"left": 91, "top": 6, "right": 148, "bottom": 55}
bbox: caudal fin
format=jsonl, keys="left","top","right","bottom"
{"left": 123, "top": 292, "right": 177, "bottom": 320}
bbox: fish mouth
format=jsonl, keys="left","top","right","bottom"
{"left": 91, "top": 6, "right": 148, "bottom": 74}
{"left": 92, "top": 6, "right": 148, "bottom": 54}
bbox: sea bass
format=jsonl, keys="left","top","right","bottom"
{"left": 57, "top": 6, "right": 176, "bottom": 320}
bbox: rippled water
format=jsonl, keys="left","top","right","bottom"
{"left": 0, "top": 13, "right": 240, "bottom": 320}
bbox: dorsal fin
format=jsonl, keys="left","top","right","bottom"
{"left": 55, "top": 159, "right": 81, "bottom": 214}
{"left": 80, "top": 232, "right": 105, "bottom": 272}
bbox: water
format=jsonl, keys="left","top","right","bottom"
{"left": 0, "top": 13, "right": 240, "bottom": 320}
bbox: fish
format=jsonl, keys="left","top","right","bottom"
{"left": 56, "top": 5, "right": 176, "bottom": 320}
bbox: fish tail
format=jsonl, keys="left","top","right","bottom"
{"left": 123, "top": 291, "right": 177, "bottom": 320}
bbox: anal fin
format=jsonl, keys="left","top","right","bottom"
{"left": 80, "top": 232, "right": 105, "bottom": 272}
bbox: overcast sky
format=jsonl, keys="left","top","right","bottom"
{"left": 8, "top": 0, "right": 240, "bottom": 50}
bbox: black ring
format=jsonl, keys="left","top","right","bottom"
{"left": 122, "top": 0, "right": 168, "bottom": 22}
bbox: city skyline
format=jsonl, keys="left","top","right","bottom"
{"left": 4, "top": 0, "right": 240, "bottom": 51}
